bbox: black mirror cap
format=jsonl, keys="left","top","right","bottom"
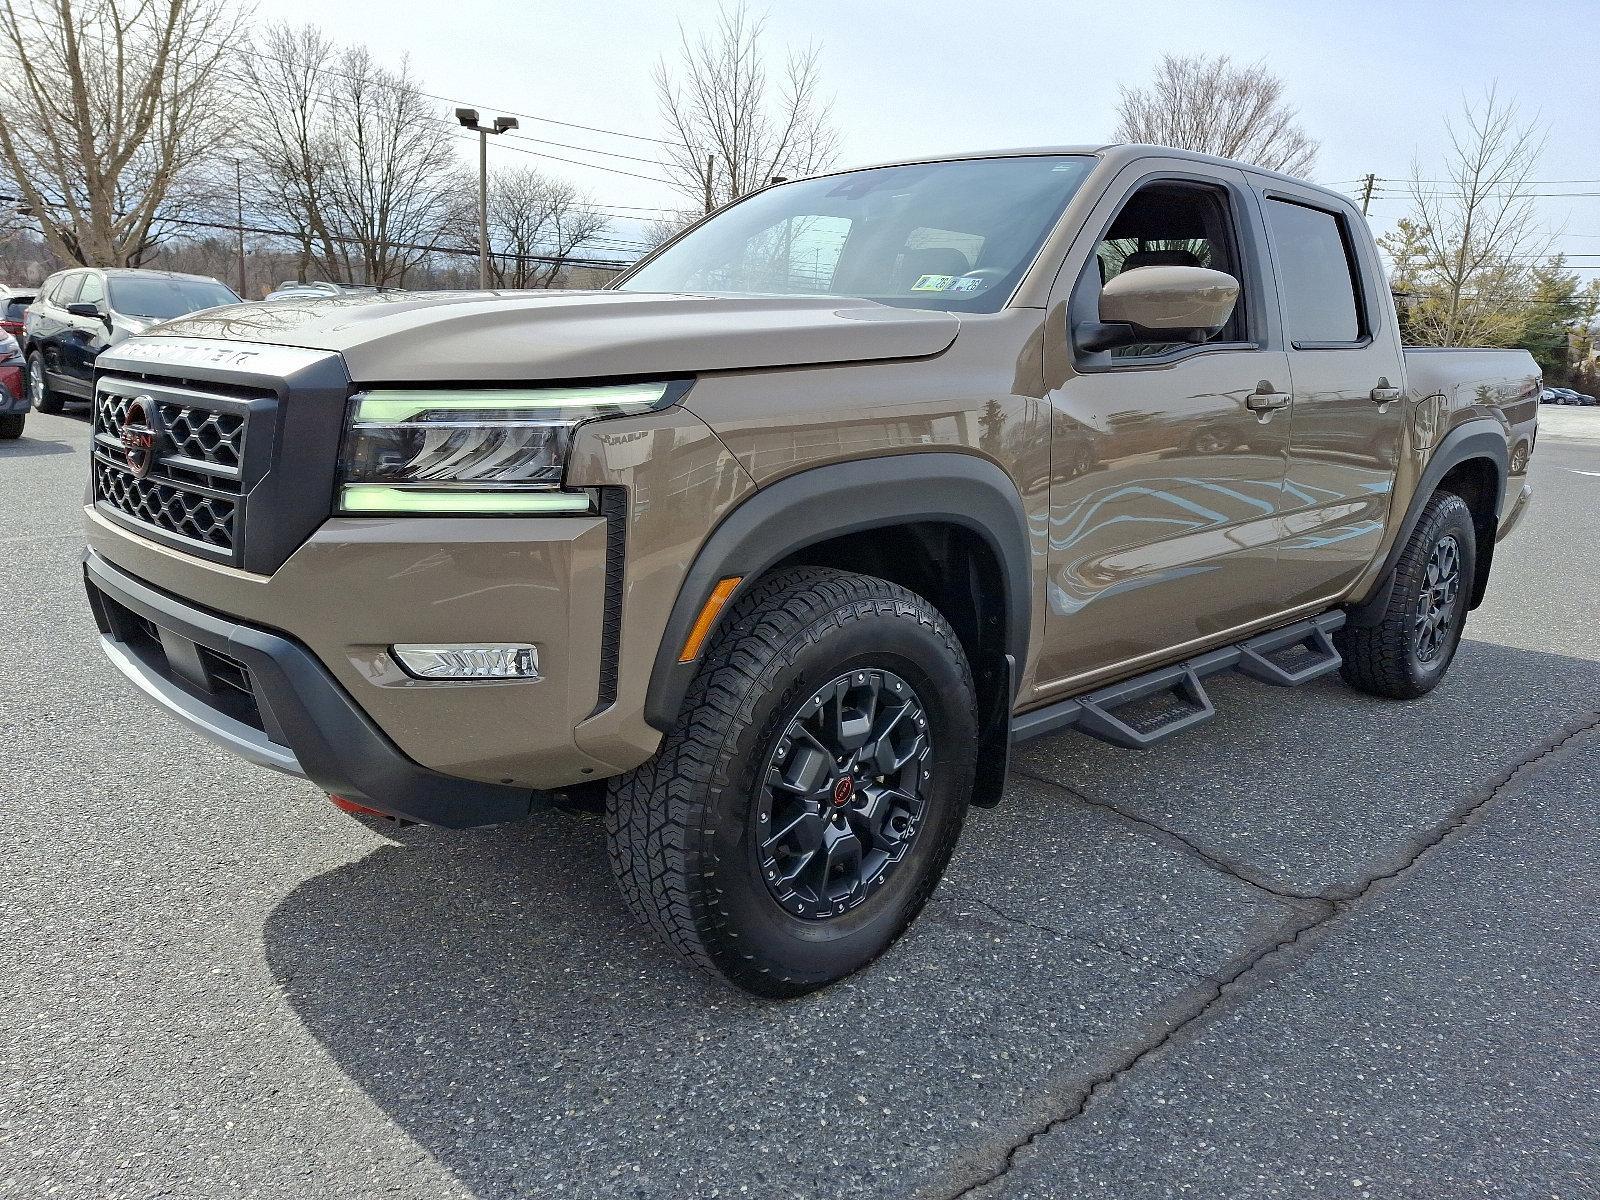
{"left": 66, "top": 301, "right": 106, "bottom": 319}
{"left": 1074, "top": 319, "right": 1217, "bottom": 354}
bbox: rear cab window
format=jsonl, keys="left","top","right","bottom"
{"left": 1263, "top": 199, "right": 1365, "bottom": 347}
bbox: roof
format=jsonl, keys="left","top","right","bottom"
{"left": 785, "top": 142, "right": 1332, "bottom": 201}
{"left": 45, "top": 266, "right": 229, "bottom": 285}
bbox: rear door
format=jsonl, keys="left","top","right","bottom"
{"left": 1033, "top": 158, "right": 1296, "bottom": 699}
{"left": 1252, "top": 178, "right": 1406, "bottom": 608}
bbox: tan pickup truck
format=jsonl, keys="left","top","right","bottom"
{"left": 82, "top": 144, "right": 1539, "bottom": 995}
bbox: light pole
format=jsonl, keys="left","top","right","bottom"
{"left": 455, "top": 108, "right": 519, "bottom": 289}
{"left": 232, "top": 155, "right": 247, "bottom": 297}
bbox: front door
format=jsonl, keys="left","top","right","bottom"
{"left": 1033, "top": 163, "right": 1296, "bottom": 700}
{"left": 1254, "top": 181, "right": 1406, "bottom": 609}
{"left": 61, "top": 271, "right": 110, "bottom": 395}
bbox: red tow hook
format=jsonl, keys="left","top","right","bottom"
{"left": 329, "top": 794, "right": 390, "bottom": 818}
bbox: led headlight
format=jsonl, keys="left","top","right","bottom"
{"left": 337, "top": 381, "right": 680, "bottom": 515}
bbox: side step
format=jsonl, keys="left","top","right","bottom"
{"left": 1010, "top": 611, "right": 1346, "bottom": 750}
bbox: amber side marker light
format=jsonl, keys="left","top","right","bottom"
{"left": 679, "top": 576, "right": 743, "bottom": 663}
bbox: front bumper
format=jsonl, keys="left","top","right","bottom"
{"left": 0, "top": 363, "right": 25, "bottom": 413}
{"left": 85, "top": 550, "right": 541, "bottom": 827}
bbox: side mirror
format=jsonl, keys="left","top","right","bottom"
{"left": 1076, "top": 265, "right": 1240, "bottom": 353}
{"left": 66, "top": 301, "right": 107, "bottom": 321}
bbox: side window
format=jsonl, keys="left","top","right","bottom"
{"left": 1082, "top": 181, "right": 1249, "bottom": 360}
{"left": 1264, "top": 199, "right": 1362, "bottom": 346}
{"left": 56, "top": 274, "right": 83, "bottom": 305}
{"left": 77, "top": 273, "right": 104, "bottom": 307}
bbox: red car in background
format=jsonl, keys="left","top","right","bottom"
{"left": 0, "top": 327, "right": 25, "bottom": 439}
{"left": 0, "top": 289, "right": 30, "bottom": 439}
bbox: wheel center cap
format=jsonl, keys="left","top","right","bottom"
{"left": 831, "top": 777, "right": 854, "bottom": 807}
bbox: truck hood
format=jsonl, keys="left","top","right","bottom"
{"left": 143, "top": 290, "right": 960, "bottom": 381}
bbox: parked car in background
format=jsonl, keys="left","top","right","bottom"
{"left": 1543, "top": 386, "right": 1597, "bottom": 406}
{"left": 23, "top": 268, "right": 239, "bottom": 413}
{"left": 0, "top": 329, "right": 26, "bottom": 439}
{"left": 0, "top": 286, "right": 35, "bottom": 340}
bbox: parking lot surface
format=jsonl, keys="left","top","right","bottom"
{"left": 2, "top": 409, "right": 1596, "bottom": 1199}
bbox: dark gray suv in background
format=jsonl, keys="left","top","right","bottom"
{"left": 24, "top": 268, "right": 238, "bottom": 413}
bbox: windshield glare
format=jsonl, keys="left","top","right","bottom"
{"left": 619, "top": 155, "right": 1095, "bottom": 313}
{"left": 109, "top": 277, "right": 239, "bottom": 320}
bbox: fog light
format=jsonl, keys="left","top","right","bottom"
{"left": 391, "top": 643, "right": 540, "bottom": 680}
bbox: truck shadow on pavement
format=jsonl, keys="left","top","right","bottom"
{"left": 0, "top": 435, "right": 77, "bottom": 459}
{"left": 261, "top": 637, "right": 1600, "bottom": 1200}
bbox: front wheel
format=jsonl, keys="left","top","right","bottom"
{"left": 606, "top": 567, "right": 977, "bottom": 997}
{"left": 28, "top": 354, "right": 62, "bottom": 414}
{"left": 1337, "top": 491, "right": 1476, "bottom": 699}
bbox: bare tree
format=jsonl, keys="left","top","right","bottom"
{"left": 239, "top": 28, "right": 462, "bottom": 286}
{"left": 238, "top": 22, "right": 343, "bottom": 282}
{"left": 446, "top": 165, "right": 608, "bottom": 287}
{"left": 642, "top": 209, "right": 699, "bottom": 250}
{"left": 1379, "top": 87, "right": 1550, "bottom": 347}
{"left": 655, "top": 2, "right": 838, "bottom": 212}
{"left": 0, "top": 0, "right": 248, "bottom": 266}
{"left": 1114, "top": 53, "right": 1318, "bottom": 176}
{"left": 325, "top": 46, "right": 462, "bottom": 286}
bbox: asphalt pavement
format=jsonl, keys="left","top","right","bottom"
{"left": 1, "top": 408, "right": 1595, "bottom": 1200}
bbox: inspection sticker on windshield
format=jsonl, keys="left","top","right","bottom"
{"left": 911, "top": 274, "right": 984, "bottom": 293}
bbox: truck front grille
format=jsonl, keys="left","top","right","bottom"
{"left": 91, "top": 378, "right": 259, "bottom": 562}
{"left": 90, "top": 340, "right": 350, "bottom": 575}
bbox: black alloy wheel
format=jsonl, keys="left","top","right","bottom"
{"left": 1413, "top": 533, "right": 1462, "bottom": 666}
{"left": 757, "top": 668, "right": 930, "bottom": 921}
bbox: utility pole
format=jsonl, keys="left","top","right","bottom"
{"left": 233, "top": 156, "right": 246, "bottom": 297}
{"left": 1359, "top": 174, "right": 1377, "bottom": 216}
{"left": 455, "top": 109, "right": 519, "bottom": 289}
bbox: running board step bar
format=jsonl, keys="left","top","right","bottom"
{"left": 1011, "top": 611, "right": 1346, "bottom": 750}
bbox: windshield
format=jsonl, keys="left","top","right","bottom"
{"left": 108, "top": 276, "right": 239, "bottom": 320}
{"left": 618, "top": 155, "right": 1095, "bottom": 313}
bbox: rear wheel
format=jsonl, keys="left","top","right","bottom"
{"left": 28, "top": 354, "right": 62, "bottom": 414}
{"left": 1337, "top": 492, "right": 1476, "bottom": 699}
{"left": 605, "top": 567, "right": 977, "bottom": 997}
{"left": 0, "top": 412, "right": 23, "bottom": 439}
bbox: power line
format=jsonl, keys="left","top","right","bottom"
{"left": 0, "top": 192, "right": 636, "bottom": 271}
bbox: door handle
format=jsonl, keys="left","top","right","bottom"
{"left": 1370, "top": 383, "right": 1402, "bottom": 404}
{"left": 1245, "top": 386, "right": 1291, "bottom": 412}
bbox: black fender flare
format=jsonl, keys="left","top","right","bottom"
{"left": 643, "top": 452, "right": 1032, "bottom": 732}
{"left": 1348, "top": 420, "right": 1508, "bottom": 627}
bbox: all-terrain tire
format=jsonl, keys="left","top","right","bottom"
{"left": 1336, "top": 491, "right": 1477, "bottom": 700}
{"left": 0, "top": 412, "right": 22, "bottom": 440}
{"left": 28, "top": 354, "right": 62, "bottom": 414}
{"left": 605, "top": 567, "right": 977, "bottom": 997}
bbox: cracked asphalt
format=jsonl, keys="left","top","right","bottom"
{"left": 2, "top": 409, "right": 1596, "bottom": 1200}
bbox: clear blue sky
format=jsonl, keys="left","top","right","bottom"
{"left": 252, "top": 0, "right": 1600, "bottom": 276}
